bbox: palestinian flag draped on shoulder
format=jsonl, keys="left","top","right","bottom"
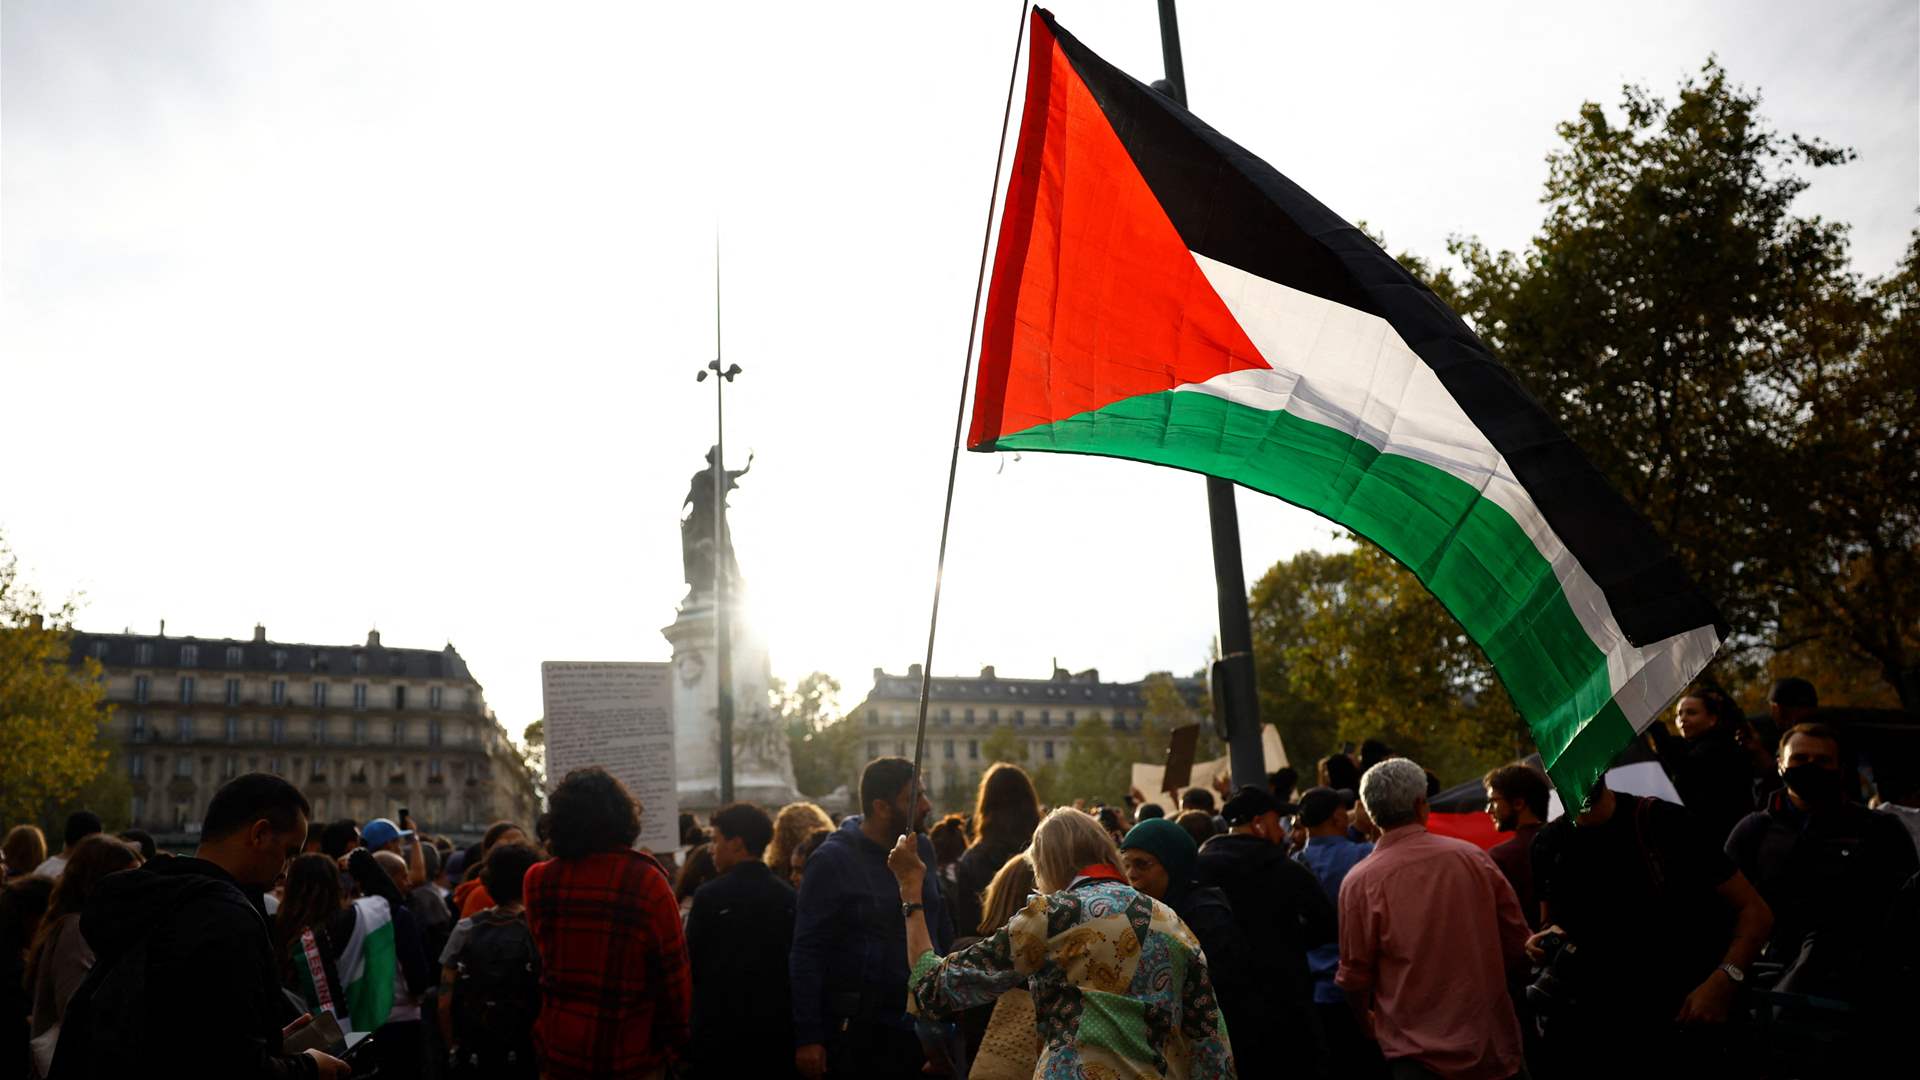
{"left": 339, "top": 896, "right": 397, "bottom": 1034}
{"left": 968, "top": 9, "right": 1726, "bottom": 809}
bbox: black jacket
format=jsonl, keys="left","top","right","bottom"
{"left": 1194, "top": 833, "right": 1337, "bottom": 1078}
{"left": 1727, "top": 793, "right": 1920, "bottom": 999}
{"left": 49, "top": 856, "right": 316, "bottom": 1080}
{"left": 950, "top": 833, "right": 1023, "bottom": 940}
{"left": 1652, "top": 725, "right": 1758, "bottom": 846}
{"left": 687, "top": 860, "right": 798, "bottom": 1076}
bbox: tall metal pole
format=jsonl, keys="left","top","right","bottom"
{"left": 711, "top": 243, "right": 736, "bottom": 805}
{"left": 1155, "top": 0, "right": 1266, "bottom": 791}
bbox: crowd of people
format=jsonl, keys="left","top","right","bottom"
{"left": 4, "top": 676, "right": 1918, "bottom": 1079}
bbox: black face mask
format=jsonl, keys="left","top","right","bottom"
{"left": 1783, "top": 764, "right": 1848, "bottom": 805}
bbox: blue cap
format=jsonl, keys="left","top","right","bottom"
{"left": 362, "top": 817, "right": 413, "bottom": 850}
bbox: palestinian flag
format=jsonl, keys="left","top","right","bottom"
{"left": 968, "top": 9, "right": 1726, "bottom": 807}
{"left": 339, "top": 896, "right": 397, "bottom": 1033}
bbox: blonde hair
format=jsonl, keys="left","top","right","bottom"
{"left": 766, "top": 801, "right": 834, "bottom": 875}
{"left": 1028, "top": 808, "right": 1122, "bottom": 894}
{"left": 978, "top": 851, "right": 1036, "bottom": 934}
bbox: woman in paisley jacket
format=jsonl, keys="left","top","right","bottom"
{"left": 887, "top": 807, "right": 1236, "bottom": 1079}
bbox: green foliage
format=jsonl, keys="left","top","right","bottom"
{"left": 979, "top": 724, "right": 1024, "bottom": 767}
{"left": 0, "top": 534, "right": 111, "bottom": 827}
{"left": 521, "top": 718, "right": 546, "bottom": 786}
{"left": 1250, "top": 543, "right": 1526, "bottom": 786}
{"left": 1434, "top": 60, "right": 1915, "bottom": 706}
{"left": 775, "top": 672, "right": 860, "bottom": 798}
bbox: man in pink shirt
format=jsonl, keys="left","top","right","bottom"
{"left": 1336, "top": 759, "right": 1529, "bottom": 1080}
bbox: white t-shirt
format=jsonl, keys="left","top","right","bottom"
{"left": 31, "top": 854, "right": 67, "bottom": 879}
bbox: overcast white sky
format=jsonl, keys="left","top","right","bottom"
{"left": 4, "top": 1, "right": 1914, "bottom": 737}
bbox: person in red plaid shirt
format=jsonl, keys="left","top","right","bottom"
{"left": 523, "top": 767, "right": 691, "bottom": 1080}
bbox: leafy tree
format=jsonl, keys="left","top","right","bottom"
{"left": 1435, "top": 60, "right": 1916, "bottom": 705}
{"left": 522, "top": 718, "right": 546, "bottom": 786}
{"left": 979, "top": 724, "right": 1025, "bottom": 767}
{"left": 1755, "top": 233, "right": 1920, "bottom": 708}
{"left": 0, "top": 534, "right": 111, "bottom": 827}
{"left": 1056, "top": 716, "right": 1128, "bottom": 807}
{"left": 1249, "top": 542, "right": 1527, "bottom": 785}
{"left": 775, "top": 672, "right": 860, "bottom": 797}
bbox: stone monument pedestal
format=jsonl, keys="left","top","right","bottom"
{"left": 662, "top": 596, "right": 799, "bottom": 812}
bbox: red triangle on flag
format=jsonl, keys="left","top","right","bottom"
{"left": 968, "top": 11, "right": 1271, "bottom": 450}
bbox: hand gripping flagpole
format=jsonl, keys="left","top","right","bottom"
{"left": 910, "top": 0, "right": 1033, "bottom": 818}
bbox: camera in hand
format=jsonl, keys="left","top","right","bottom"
{"left": 1525, "top": 931, "right": 1587, "bottom": 1014}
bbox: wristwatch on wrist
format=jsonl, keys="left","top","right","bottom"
{"left": 901, "top": 900, "right": 926, "bottom": 918}
{"left": 1718, "top": 962, "right": 1745, "bottom": 984}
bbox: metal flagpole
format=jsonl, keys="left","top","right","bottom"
{"left": 1154, "top": 0, "right": 1267, "bottom": 791}
{"left": 910, "top": 0, "right": 1034, "bottom": 810}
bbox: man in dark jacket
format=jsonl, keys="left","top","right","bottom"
{"left": 688, "top": 801, "right": 798, "bottom": 1076}
{"left": 1727, "top": 722, "right": 1918, "bottom": 1002}
{"left": 50, "top": 773, "right": 349, "bottom": 1079}
{"left": 790, "top": 758, "right": 948, "bottom": 1080}
{"left": 1195, "top": 786, "right": 1336, "bottom": 1080}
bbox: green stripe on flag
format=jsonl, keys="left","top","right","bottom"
{"left": 988, "top": 389, "right": 1621, "bottom": 803}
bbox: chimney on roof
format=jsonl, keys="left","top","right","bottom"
{"left": 159, "top": 619, "right": 165, "bottom": 637}
{"left": 253, "top": 624, "right": 267, "bottom": 643}
{"left": 873, "top": 667, "right": 886, "bottom": 683}
{"left": 1076, "top": 668, "right": 1099, "bottom": 683}
{"left": 908, "top": 663, "right": 923, "bottom": 680}
{"left": 367, "top": 629, "right": 382, "bottom": 648}
{"left": 980, "top": 665, "right": 995, "bottom": 679}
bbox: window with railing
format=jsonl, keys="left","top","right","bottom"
{"left": 134, "top": 676, "right": 151, "bottom": 704}
{"left": 353, "top": 684, "right": 367, "bottom": 711}
{"left": 312, "top": 683, "right": 328, "bottom": 708}
{"left": 178, "top": 676, "right": 195, "bottom": 705}
{"left": 131, "top": 713, "right": 148, "bottom": 742}
{"left": 224, "top": 716, "right": 240, "bottom": 743}
{"left": 225, "top": 646, "right": 243, "bottom": 667}
{"left": 135, "top": 642, "right": 153, "bottom": 665}
{"left": 271, "top": 680, "right": 286, "bottom": 706}
{"left": 180, "top": 644, "right": 198, "bottom": 666}
{"left": 271, "top": 716, "right": 285, "bottom": 744}
{"left": 176, "top": 714, "right": 192, "bottom": 742}
{"left": 225, "top": 679, "right": 241, "bottom": 705}
{"left": 393, "top": 686, "right": 407, "bottom": 710}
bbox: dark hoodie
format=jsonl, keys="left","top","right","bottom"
{"left": 48, "top": 856, "right": 316, "bottom": 1080}
{"left": 788, "top": 816, "right": 949, "bottom": 1047}
{"left": 1194, "top": 831, "right": 1338, "bottom": 1079}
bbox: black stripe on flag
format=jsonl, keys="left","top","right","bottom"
{"left": 1038, "top": 9, "right": 1725, "bottom": 647}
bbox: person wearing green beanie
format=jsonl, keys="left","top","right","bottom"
{"left": 1119, "top": 819, "right": 1200, "bottom": 905}
{"left": 1120, "top": 818, "right": 1259, "bottom": 1071}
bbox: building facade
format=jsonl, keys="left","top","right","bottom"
{"left": 69, "top": 626, "right": 541, "bottom": 845}
{"left": 851, "top": 664, "right": 1204, "bottom": 806}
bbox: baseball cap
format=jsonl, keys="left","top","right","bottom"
{"left": 1221, "top": 786, "right": 1280, "bottom": 826}
{"left": 1295, "top": 787, "right": 1346, "bottom": 827}
{"left": 361, "top": 817, "right": 413, "bottom": 850}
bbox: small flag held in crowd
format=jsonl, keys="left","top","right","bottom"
{"left": 967, "top": 9, "right": 1726, "bottom": 808}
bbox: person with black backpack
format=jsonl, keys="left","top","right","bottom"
{"left": 438, "top": 843, "right": 543, "bottom": 1079}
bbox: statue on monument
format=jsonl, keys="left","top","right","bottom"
{"left": 680, "top": 444, "right": 752, "bottom": 599}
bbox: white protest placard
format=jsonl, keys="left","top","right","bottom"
{"left": 541, "top": 661, "right": 677, "bottom": 853}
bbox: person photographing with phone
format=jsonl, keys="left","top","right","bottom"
{"left": 46, "top": 773, "right": 351, "bottom": 1078}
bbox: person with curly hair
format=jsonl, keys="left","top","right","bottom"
{"left": 765, "top": 801, "right": 834, "bottom": 887}
{"left": 522, "top": 767, "right": 688, "bottom": 1080}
